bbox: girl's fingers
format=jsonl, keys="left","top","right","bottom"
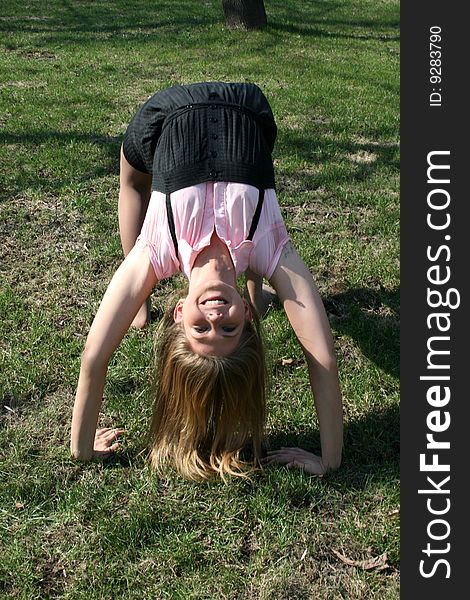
{"left": 267, "top": 447, "right": 304, "bottom": 454}
{"left": 264, "top": 449, "right": 306, "bottom": 461}
{"left": 104, "top": 435, "right": 123, "bottom": 450}
{"left": 110, "top": 428, "right": 125, "bottom": 438}
{"left": 93, "top": 441, "right": 121, "bottom": 458}
{"left": 262, "top": 449, "right": 325, "bottom": 475}
{"left": 94, "top": 428, "right": 125, "bottom": 453}
{"left": 99, "top": 428, "right": 125, "bottom": 441}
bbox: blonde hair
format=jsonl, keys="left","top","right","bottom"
{"left": 148, "top": 294, "right": 267, "bottom": 481}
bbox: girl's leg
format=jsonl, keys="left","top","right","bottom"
{"left": 119, "top": 147, "right": 152, "bottom": 327}
{"left": 245, "top": 268, "right": 279, "bottom": 318}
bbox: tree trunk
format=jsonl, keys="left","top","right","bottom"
{"left": 222, "top": 0, "right": 267, "bottom": 30}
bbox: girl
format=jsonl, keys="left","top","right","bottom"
{"left": 70, "top": 82, "right": 343, "bottom": 480}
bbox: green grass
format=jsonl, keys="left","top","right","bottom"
{"left": 0, "top": 1, "right": 399, "bottom": 598}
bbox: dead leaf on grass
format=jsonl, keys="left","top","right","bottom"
{"left": 332, "top": 549, "right": 389, "bottom": 571}
{"left": 280, "top": 357, "right": 303, "bottom": 367}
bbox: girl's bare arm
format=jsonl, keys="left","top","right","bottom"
{"left": 70, "top": 244, "right": 157, "bottom": 460}
{"left": 268, "top": 240, "right": 343, "bottom": 473}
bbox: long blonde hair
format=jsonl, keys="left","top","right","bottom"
{"left": 148, "top": 293, "right": 267, "bottom": 481}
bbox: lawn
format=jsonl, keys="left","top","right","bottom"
{"left": 0, "top": 1, "right": 400, "bottom": 598}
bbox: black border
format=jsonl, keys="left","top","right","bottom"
{"left": 401, "top": 4, "right": 466, "bottom": 597}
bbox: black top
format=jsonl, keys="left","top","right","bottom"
{"left": 122, "top": 82, "right": 277, "bottom": 194}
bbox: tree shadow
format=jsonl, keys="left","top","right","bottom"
{"left": 267, "top": 0, "right": 399, "bottom": 42}
{"left": 1, "top": 126, "right": 398, "bottom": 202}
{"left": 1, "top": 0, "right": 399, "bottom": 201}
{"left": 268, "top": 20, "right": 400, "bottom": 43}
{"left": 1, "top": 0, "right": 399, "bottom": 44}
{"left": 0, "top": 130, "right": 121, "bottom": 201}
{"left": 0, "top": 0, "right": 220, "bottom": 42}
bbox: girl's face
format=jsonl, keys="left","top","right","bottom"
{"left": 173, "top": 280, "right": 252, "bottom": 357}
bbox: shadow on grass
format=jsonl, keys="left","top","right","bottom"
{"left": 263, "top": 285, "right": 399, "bottom": 491}
{"left": 264, "top": 402, "right": 399, "bottom": 491}
{"left": 267, "top": 0, "right": 400, "bottom": 46}
{"left": 1, "top": 119, "right": 398, "bottom": 202}
{"left": 0, "top": 130, "right": 121, "bottom": 201}
{"left": 101, "top": 284, "right": 399, "bottom": 486}
{"left": 1, "top": 0, "right": 399, "bottom": 43}
{"left": 277, "top": 130, "right": 399, "bottom": 194}
{"left": 0, "top": 1, "right": 219, "bottom": 41}
{"left": 325, "top": 286, "right": 400, "bottom": 379}
{"left": 1, "top": 0, "right": 398, "bottom": 200}
{"left": 102, "top": 401, "right": 399, "bottom": 491}
{"left": 268, "top": 19, "right": 400, "bottom": 43}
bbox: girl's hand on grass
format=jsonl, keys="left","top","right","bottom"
{"left": 262, "top": 447, "right": 327, "bottom": 476}
{"left": 93, "top": 427, "right": 125, "bottom": 458}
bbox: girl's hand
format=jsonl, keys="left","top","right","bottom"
{"left": 93, "top": 427, "right": 125, "bottom": 458}
{"left": 262, "top": 447, "right": 327, "bottom": 476}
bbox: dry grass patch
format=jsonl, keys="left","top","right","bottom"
{"left": 0, "top": 191, "right": 118, "bottom": 320}
{"left": 348, "top": 150, "right": 378, "bottom": 164}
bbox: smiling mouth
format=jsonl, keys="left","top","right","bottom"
{"left": 201, "top": 297, "right": 228, "bottom": 306}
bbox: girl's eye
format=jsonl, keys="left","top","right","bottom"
{"left": 194, "top": 326, "right": 208, "bottom": 333}
{"left": 222, "top": 326, "right": 236, "bottom": 333}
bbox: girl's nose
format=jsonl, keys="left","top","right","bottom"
{"left": 207, "top": 311, "right": 223, "bottom": 322}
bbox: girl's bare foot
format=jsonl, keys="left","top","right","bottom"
{"left": 253, "top": 284, "right": 279, "bottom": 318}
{"left": 131, "top": 297, "right": 151, "bottom": 328}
